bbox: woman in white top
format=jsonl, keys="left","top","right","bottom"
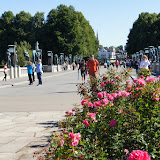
{"left": 140, "top": 55, "right": 150, "bottom": 69}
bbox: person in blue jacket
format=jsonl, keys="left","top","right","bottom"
{"left": 27, "top": 61, "right": 33, "bottom": 85}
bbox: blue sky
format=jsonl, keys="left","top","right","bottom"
{"left": 1, "top": 0, "right": 160, "bottom": 48}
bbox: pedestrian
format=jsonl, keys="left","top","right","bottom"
{"left": 32, "top": 62, "right": 35, "bottom": 82}
{"left": 140, "top": 55, "right": 150, "bottom": 69}
{"left": 107, "top": 60, "right": 110, "bottom": 69}
{"left": 27, "top": 61, "right": 33, "bottom": 85}
{"left": 122, "top": 61, "right": 126, "bottom": 68}
{"left": 87, "top": 54, "right": 100, "bottom": 82}
{"left": 115, "top": 60, "right": 119, "bottom": 70}
{"left": 126, "top": 60, "right": 130, "bottom": 69}
{"left": 36, "top": 59, "right": 43, "bottom": 86}
{"left": 63, "top": 61, "right": 66, "bottom": 71}
{"left": 72, "top": 61, "right": 75, "bottom": 70}
{"left": 78, "top": 59, "right": 87, "bottom": 83}
{"left": 134, "top": 59, "right": 139, "bottom": 74}
{"left": 3, "top": 63, "right": 7, "bottom": 81}
{"left": 104, "top": 62, "right": 107, "bottom": 68}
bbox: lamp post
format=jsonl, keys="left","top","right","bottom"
{"left": 54, "top": 54, "right": 58, "bottom": 65}
{"left": 60, "top": 53, "right": 64, "bottom": 65}
{"left": 47, "top": 51, "right": 53, "bottom": 65}
{"left": 69, "top": 54, "right": 72, "bottom": 64}
{"left": 8, "top": 45, "right": 17, "bottom": 67}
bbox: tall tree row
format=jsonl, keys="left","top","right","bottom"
{"left": 0, "top": 5, "right": 98, "bottom": 64}
{"left": 126, "top": 12, "right": 160, "bottom": 55}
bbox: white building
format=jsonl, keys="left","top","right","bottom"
{"left": 98, "top": 47, "right": 116, "bottom": 63}
{"left": 98, "top": 48, "right": 109, "bottom": 63}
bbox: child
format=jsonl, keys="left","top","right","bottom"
{"left": 3, "top": 63, "right": 7, "bottom": 81}
{"left": 27, "top": 61, "right": 33, "bottom": 85}
{"left": 78, "top": 59, "right": 87, "bottom": 83}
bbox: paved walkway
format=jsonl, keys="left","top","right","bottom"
{"left": 0, "top": 67, "right": 158, "bottom": 160}
{"left": 0, "top": 69, "right": 82, "bottom": 160}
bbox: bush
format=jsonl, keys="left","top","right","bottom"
{"left": 41, "top": 69, "right": 160, "bottom": 159}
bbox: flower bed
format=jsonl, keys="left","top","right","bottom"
{"left": 41, "top": 69, "right": 160, "bottom": 159}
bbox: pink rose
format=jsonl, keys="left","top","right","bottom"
{"left": 110, "top": 119, "right": 117, "bottom": 127}
{"left": 71, "top": 140, "right": 79, "bottom": 146}
{"left": 101, "top": 98, "right": 109, "bottom": 106}
{"left": 158, "top": 76, "right": 160, "bottom": 80}
{"left": 115, "top": 75, "right": 120, "bottom": 79}
{"left": 103, "top": 91, "right": 106, "bottom": 97}
{"left": 134, "top": 78, "right": 146, "bottom": 86}
{"left": 141, "top": 75, "right": 145, "bottom": 79}
{"left": 126, "top": 80, "right": 130, "bottom": 83}
{"left": 118, "top": 110, "right": 122, "bottom": 114}
{"left": 88, "top": 113, "right": 96, "bottom": 121}
{"left": 97, "top": 92, "right": 103, "bottom": 99}
{"left": 81, "top": 99, "right": 88, "bottom": 106}
{"left": 88, "top": 102, "right": 94, "bottom": 108}
{"left": 83, "top": 119, "right": 90, "bottom": 127}
{"left": 69, "top": 132, "right": 75, "bottom": 139}
{"left": 65, "top": 111, "right": 73, "bottom": 115}
{"left": 101, "top": 82, "right": 105, "bottom": 87}
{"left": 58, "top": 140, "right": 64, "bottom": 146}
{"left": 146, "top": 76, "right": 156, "bottom": 83}
{"left": 74, "top": 133, "right": 81, "bottom": 141}
{"left": 72, "top": 108, "right": 75, "bottom": 112}
{"left": 103, "top": 75, "right": 108, "bottom": 80}
{"left": 111, "top": 93, "right": 118, "bottom": 98}
{"left": 107, "top": 93, "right": 114, "bottom": 101}
{"left": 94, "top": 101, "right": 102, "bottom": 107}
{"left": 127, "top": 150, "right": 151, "bottom": 160}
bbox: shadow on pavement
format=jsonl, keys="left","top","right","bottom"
{"left": 37, "top": 121, "right": 59, "bottom": 128}
{"left": 48, "top": 91, "right": 78, "bottom": 94}
{"left": 56, "top": 82, "right": 78, "bottom": 85}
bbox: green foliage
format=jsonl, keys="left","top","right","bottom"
{"left": 126, "top": 12, "right": 160, "bottom": 55}
{"left": 0, "top": 5, "right": 98, "bottom": 64}
{"left": 15, "top": 41, "right": 32, "bottom": 67}
{"left": 138, "top": 68, "right": 152, "bottom": 78}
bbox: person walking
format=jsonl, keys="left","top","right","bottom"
{"left": 134, "top": 59, "right": 139, "bottom": 74}
{"left": 107, "top": 60, "right": 110, "bottom": 69}
{"left": 126, "top": 60, "right": 130, "bottom": 69}
{"left": 3, "top": 63, "right": 8, "bottom": 81}
{"left": 140, "top": 55, "right": 150, "bottom": 69}
{"left": 87, "top": 54, "right": 100, "bottom": 81}
{"left": 36, "top": 59, "right": 43, "bottom": 86}
{"left": 32, "top": 62, "right": 35, "bottom": 82}
{"left": 72, "top": 61, "right": 75, "bottom": 70}
{"left": 27, "top": 61, "right": 33, "bottom": 85}
{"left": 122, "top": 61, "right": 126, "bottom": 68}
{"left": 115, "top": 60, "right": 119, "bottom": 70}
{"left": 78, "top": 59, "right": 87, "bottom": 83}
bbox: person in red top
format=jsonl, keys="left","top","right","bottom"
{"left": 87, "top": 54, "right": 100, "bottom": 80}
{"left": 115, "top": 60, "right": 119, "bottom": 70}
{"left": 3, "top": 63, "right": 7, "bottom": 81}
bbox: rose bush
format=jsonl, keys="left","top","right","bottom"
{"left": 42, "top": 69, "right": 159, "bottom": 159}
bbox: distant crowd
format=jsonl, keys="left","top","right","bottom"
{"left": 2, "top": 55, "right": 151, "bottom": 85}
{"left": 103, "top": 55, "right": 151, "bottom": 74}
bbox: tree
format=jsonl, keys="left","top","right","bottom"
{"left": 15, "top": 41, "right": 32, "bottom": 67}
{"left": 0, "top": 11, "right": 15, "bottom": 61}
{"left": 126, "top": 12, "right": 158, "bottom": 55}
{"left": 13, "top": 11, "right": 33, "bottom": 44}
